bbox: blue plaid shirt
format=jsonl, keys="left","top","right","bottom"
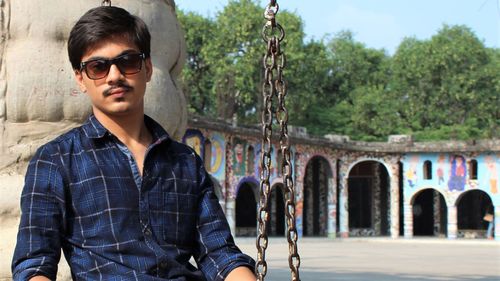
{"left": 12, "top": 115, "right": 255, "bottom": 280}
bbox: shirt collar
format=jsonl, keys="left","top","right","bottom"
{"left": 82, "top": 114, "right": 171, "bottom": 144}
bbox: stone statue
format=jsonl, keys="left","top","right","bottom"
{"left": 0, "top": 0, "right": 187, "bottom": 278}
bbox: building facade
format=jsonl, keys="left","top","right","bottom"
{"left": 184, "top": 117, "right": 500, "bottom": 241}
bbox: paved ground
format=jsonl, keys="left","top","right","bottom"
{"left": 235, "top": 237, "right": 500, "bottom": 281}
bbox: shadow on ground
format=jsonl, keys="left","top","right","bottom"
{"left": 265, "top": 269, "right": 498, "bottom": 281}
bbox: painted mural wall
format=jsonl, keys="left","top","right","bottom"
{"left": 183, "top": 129, "right": 227, "bottom": 201}
{"left": 402, "top": 153, "right": 499, "bottom": 206}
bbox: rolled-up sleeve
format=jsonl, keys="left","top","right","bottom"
{"left": 12, "top": 147, "right": 65, "bottom": 280}
{"left": 194, "top": 166, "right": 255, "bottom": 281}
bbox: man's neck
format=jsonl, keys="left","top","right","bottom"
{"left": 93, "top": 110, "right": 151, "bottom": 146}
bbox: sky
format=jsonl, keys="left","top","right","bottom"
{"left": 176, "top": 0, "right": 500, "bottom": 55}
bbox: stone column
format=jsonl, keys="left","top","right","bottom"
{"left": 373, "top": 163, "right": 382, "bottom": 236}
{"left": 294, "top": 153, "right": 304, "bottom": 237}
{"left": 433, "top": 191, "right": 441, "bottom": 236}
{"left": 328, "top": 203, "right": 337, "bottom": 238}
{"left": 338, "top": 160, "right": 349, "bottom": 238}
{"left": 295, "top": 184, "right": 304, "bottom": 238}
{"left": 389, "top": 160, "right": 400, "bottom": 238}
{"left": 494, "top": 205, "right": 500, "bottom": 241}
{"left": 327, "top": 159, "right": 337, "bottom": 238}
{"left": 226, "top": 199, "right": 236, "bottom": 236}
{"left": 404, "top": 203, "right": 413, "bottom": 238}
{"left": 447, "top": 205, "right": 457, "bottom": 239}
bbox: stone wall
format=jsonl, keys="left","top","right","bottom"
{"left": 0, "top": 0, "right": 187, "bottom": 279}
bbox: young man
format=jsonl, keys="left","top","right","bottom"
{"left": 12, "top": 6, "right": 256, "bottom": 281}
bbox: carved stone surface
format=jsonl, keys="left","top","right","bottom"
{"left": 0, "top": 1, "right": 186, "bottom": 278}
{"left": 1, "top": 0, "right": 187, "bottom": 171}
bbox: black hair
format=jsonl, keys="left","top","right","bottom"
{"left": 67, "top": 6, "right": 151, "bottom": 70}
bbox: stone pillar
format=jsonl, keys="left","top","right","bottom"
{"left": 327, "top": 159, "right": 337, "bottom": 238}
{"left": 447, "top": 205, "right": 457, "bottom": 239}
{"left": 373, "top": 163, "right": 382, "bottom": 236}
{"left": 389, "top": 161, "right": 400, "bottom": 238}
{"left": 433, "top": 191, "right": 441, "bottom": 236}
{"left": 494, "top": 205, "right": 500, "bottom": 241}
{"left": 295, "top": 187, "right": 304, "bottom": 238}
{"left": 270, "top": 189, "right": 277, "bottom": 235}
{"left": 226, "top": 199, "right": 236, "bottom": 236}
{"left": 404, "top": 203, "right": 413, "bottom": 238}
{"left": 338, "top": 160, "right": 349, "bottom": 238}
{"left": 328, "top": 203, "right": 337, "bottom": 238}
{"left": 294, "top": 153, "right": 304, "bottom": 237}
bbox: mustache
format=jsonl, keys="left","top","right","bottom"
{"left": 103, "top": 83, "right": 133, "bottom": 97}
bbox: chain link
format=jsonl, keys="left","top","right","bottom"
{"left": 101, "top": 0, "right": 112, "bottom": 6}
{"left": 256, "top": 1, "right": 300, "bottom": 281}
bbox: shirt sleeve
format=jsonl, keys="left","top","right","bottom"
{"left": 11, "top": 146, "right": 65, "bottom": 280}
{"left": 193, "top": 159, "right": 256, "bottom": 281}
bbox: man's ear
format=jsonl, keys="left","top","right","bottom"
{"left": 74, "top": 70, "right": 87, "bottom": 93}
{"left": 145, "top": 58, "right": 153, "bottom": 82}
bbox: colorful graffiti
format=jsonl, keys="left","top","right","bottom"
{"left": 184, "top": 129, "right": 203, "bottom": 156}
{"left": 406, "top": 155, "right": 419, "bottom": 188}
{"left": 233, "top": 141, "right": 245, "bottom": 176}
{"left": 437, "top": 154, "right": 446, "bottom": 185}
{"left": 485, "top": 155, "right": 498, "bottom": 194}
{"left": 208, "top": 134, "right": 225, "bottom": 177}
{"left": 448, "top": 155, "right": 467, "bottom": 192}
{"left": 403, "top": 153, "right": 500, "bottom": 206}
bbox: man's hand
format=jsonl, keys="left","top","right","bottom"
{"left": 225, "top": 266, "right": 257, "bottom": 281}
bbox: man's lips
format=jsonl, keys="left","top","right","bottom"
{"left": 104, "top": 85, "right": 133, "bottom": 97}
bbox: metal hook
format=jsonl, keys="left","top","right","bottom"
{"left": 102, "top": 0, "right": 112, "bottom": 6}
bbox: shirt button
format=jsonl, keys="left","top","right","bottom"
{"left": 144, "top": 229, "right": 152, "bottom": 236}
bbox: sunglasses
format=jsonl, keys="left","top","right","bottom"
{"left": 80, "top": 53, "right": 146, "bottom": 80}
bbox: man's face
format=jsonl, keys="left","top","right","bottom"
{"left": 74, "top": 37, "right": 153, "bottom": 118}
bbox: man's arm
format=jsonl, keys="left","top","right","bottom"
{"left": 192, "top": 153, "right": 256, "bottom": 281}
{"left": 225, "top": 266, "right": 256, "bottom": 281}
{"left": 11, "top": 147, "right": 64, "bottom": 280}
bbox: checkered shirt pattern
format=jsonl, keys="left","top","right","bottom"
{"left": 12, "top": 115, "right": 255, "bottom": 280}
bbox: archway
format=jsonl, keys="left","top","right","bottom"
{"left": 348, "top": 160, "right": 390, "bottom": 236}
{"left": 235, "top": 182, "right": 258, "bottom": 237}
{"left": 268, "top": 183, "right": 286, "bottom": 236}
{"left": 457, "top": 190, "right": 493, "bottom": 239}
{"left": 412, "top": 189, "right": 447, "bottom": 237}
{"left": 303, "top": 156, "right": 332, "bottom": 236}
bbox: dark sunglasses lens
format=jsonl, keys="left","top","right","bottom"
{"left": 86, "top": 60, "right": 110, "bottom": 79}
{"left": 116, "top": 54, "right": 143, "bottom": 74}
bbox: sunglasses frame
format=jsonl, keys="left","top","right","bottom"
{"left": 80, "top": 53, "right": 146, "bottom": 80}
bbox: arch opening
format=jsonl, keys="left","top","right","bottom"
{"left": 412, "top": 189, "right": 447, "bottom": 237}
{"left": 348, "top": 160, "right": 390, "bottom": 237}
{"left": 268, "top": 183, "right": 286, "bottom": 236}
{"left": 303, "top": 156, "right": 332, "bottom": 237}
{"left": 235, "top": 182, "right": 257, "bottom": 237}
{"left": 457, "top": 190, "right": 493, "bottom": 239}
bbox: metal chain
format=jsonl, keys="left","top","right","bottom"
{"left": 255, "top": 36, "right": 274, "bottom": 281}
{"left": 256, "top": 1, "right": 301, "bottom": 281}
{"left": 101, "top": 0, "right": 111, "bottom": 6}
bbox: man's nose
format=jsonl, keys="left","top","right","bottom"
{"left": 106, "top": 64, "right": 125, "bottom": 83}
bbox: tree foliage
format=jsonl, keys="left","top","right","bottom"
{"left": 178, "top": 1, "right": 499, "bottom": 141}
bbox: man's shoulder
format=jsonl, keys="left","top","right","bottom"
{"left": 167, "top": 139, "right": 199, "bottom": 157}
{"left": 35, "top": 125, "right": 86, "bottom": 157}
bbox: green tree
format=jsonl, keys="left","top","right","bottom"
{"left": 177, "top": 11, "right": 216, "bottom": 115}
{"left": 304, "top": 31, "right": 391, "bottom": 139}
{"left": 391, "top": 25, "right": 498, "bottom": 140}
{"left": 202, "top": 0, "right": 264, "bottom": 123}
{"left": 179, "top": 3, "right": 499, "bottom": 142}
